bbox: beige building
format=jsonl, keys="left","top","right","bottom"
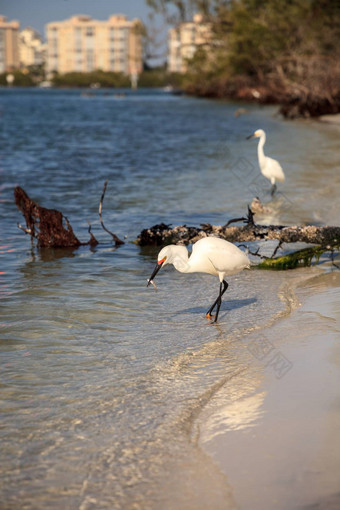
{"left": 19, "top": 27, "right": 46, "bottom": 68}
{"left": 46, "top": 14, "right": 142, "bottom": 76}
{"left": 168, "top": 14, "right": 211, "bottom": 73}
{"left": 0, "top": 15, "right": 20, "bottom": 72}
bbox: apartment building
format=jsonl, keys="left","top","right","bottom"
{"left": 168, "top": 14, "right": 211, "bottom": 73}
{"left": 0, "top": 15, "right": 20, "bottom": 72}
{"left": 46, "top": 14, "right": 142, "bottom": 76}
{"left": 19, "top": 27, "right": 46, "bottom": 68}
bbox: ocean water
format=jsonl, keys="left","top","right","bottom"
{"left": 0, "top": 88, "right": 339, "bottom": 509}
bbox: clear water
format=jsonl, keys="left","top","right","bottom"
{"left": 0, "top": 88, "right": 339, "bottom": 509}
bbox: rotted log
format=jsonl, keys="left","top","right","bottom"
{"left": 137, "top": 221, "right": 340, "bottom": 248}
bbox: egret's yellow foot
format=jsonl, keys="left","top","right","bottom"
{"left": 206, "top": 313, "right": 214, "bottom": 320}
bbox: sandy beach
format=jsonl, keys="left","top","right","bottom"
{"left": 195, "top": 268, "right": 340, "bottom": 509}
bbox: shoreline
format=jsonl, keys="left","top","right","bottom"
{"left": 193, "top": 267, "right": 340, "bottom": 509}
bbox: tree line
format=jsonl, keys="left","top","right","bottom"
{"left": 148, "top": 0, "right": 340, "bottom": 116}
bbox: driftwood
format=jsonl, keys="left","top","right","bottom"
{"left": 15, "top": 186, "right": 83, "bottom": 248}
{"left": 98, "top": 181, "right": 124, "bottom": 246}
{"left": 137, "top": 222, "right": 340, "bottom": 248}
{"left": 15, "top": 182, "right": 124, "bottom": 248}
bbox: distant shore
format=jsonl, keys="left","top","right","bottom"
{"left": 185, "top": 79, "right": 340, "bottom": 120}
{"left": 1, "top": 74, "right": 339, "bottom": 120}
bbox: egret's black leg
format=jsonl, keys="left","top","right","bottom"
{"left": 206, "top": 280, "right": 228, "bottom": 322}
{"left": 213, "top": 281, "right": 227, "bottom": 323}
{"left": 270, "top": 183, "right": 277, "bottom": 196}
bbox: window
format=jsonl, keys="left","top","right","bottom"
{"left": 75, "top": 27, "right": 82, "bottom": 51}
{"left": 86, "top": 50, "right": 94, "bottom": 71}
{"left": 0, "top": 27, "right": 5, "bottom": 71}
{"left": 75, "top": 57, "right": 82, "bottom": 71}
{"left": 119, "top": 28, "right": 127, "bottom": 41}
{"left": 0, "top": 29, "right": 5, "bottom": 49}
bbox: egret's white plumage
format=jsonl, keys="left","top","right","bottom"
{"left": 247, "top": 129, "right": 285, "bottom": 195}
{"left": 147, "top": 236, "right": 250, "bottom": 322}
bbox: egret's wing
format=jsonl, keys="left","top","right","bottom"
{"left": 205, "top": 241, "right": 250, "bottom": 273}
{"left": 266, "top": 157, "right": 285, "bottom": 182}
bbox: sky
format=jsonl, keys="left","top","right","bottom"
{"left": 0, "top": 0, "right": 152, "bottom": 36}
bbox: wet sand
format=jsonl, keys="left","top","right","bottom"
{"left": 319, "top": 113, "right": 340, "bottom": 125}
{"left": 195, "top": 269, "right": 340, "bottom": 510}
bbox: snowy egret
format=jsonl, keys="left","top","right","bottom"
{"left": 147, "top": 237, "right": 250, "bottom": 323}
{"left": 247, "top": 129, "right": 285, "bottom": 195}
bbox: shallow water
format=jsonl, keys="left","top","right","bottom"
{"left": 0, "top": 88, "right": 339, "bottom": 509}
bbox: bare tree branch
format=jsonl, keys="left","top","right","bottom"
{"left": 98, "top": 181, "right": 125, "bottom": 246}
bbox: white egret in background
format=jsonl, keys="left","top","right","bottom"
{"left": 147, "top": 237, "right": 250, "bottom": 323}
{"left": 247, "top": 129, "right": 285, "bottom": 195}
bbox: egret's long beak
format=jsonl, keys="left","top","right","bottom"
{"left": 246, "top": 134, "right": 254, "bottom": 140}
{"left": 147, "top": 259, "right": 165, "bottom": 287}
